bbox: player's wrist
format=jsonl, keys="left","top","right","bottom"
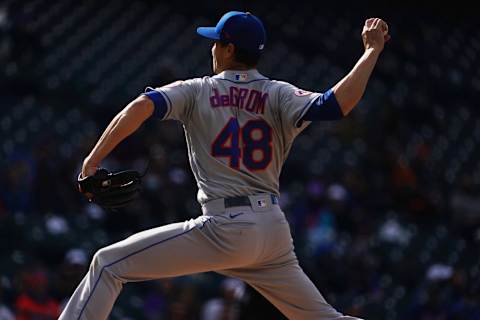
{"left": 83, "top": 155, "right": 98, "bottom": 166}
{"left": 363, "top": 47, "right": 382, "bottom": 61}
{"left": 364, "top": 47, "right": 381, "bottom": 55}
{"left": 82, "top": 157, "right": 99, "bottom": 177}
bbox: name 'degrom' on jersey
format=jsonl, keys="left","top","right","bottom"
{"left": 210, "top": 87, "right": 268, "bottom": 115}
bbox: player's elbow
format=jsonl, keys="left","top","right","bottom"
{"left": 113, "top": 97, "right": 154, "bottom": 135}
{"left": 116, "top": 96, "right": 154, "bottom": 126}
{"left": 338, "top": 98, "right": 359, "bottom": 116}
{"left": 332, "top": 85, "right": 364, "bottom": 116}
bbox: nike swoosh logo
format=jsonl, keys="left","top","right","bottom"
{"left": 229, "top": 212, "right": 244, "bottom": 219}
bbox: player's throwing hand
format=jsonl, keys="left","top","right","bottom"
{"left": 362, "top": 18, "right": 390, "bottom": 52}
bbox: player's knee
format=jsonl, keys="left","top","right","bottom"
{"left": 91, "top": 246, "right": 112, "bottom": 270}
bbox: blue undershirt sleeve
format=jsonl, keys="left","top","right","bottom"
{"left": 301, "top": 89, "right": 344, "bottom": 121}
{"left": 142, "top": 87, "right": 169, "bottom": 119}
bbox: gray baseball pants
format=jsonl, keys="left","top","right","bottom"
{"left": 59, "top": 193, "right": 362, "bottom": 319}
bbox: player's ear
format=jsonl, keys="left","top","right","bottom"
{"left": 226, "top": 43, "right": 236, "bottom": 59}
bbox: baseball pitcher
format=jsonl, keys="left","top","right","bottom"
{"left": 60, "top": 11, "right": 390, "bottom": 320}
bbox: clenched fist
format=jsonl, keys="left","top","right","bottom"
{"left": 362, "top": 18, "right": 390, "bottom": 52}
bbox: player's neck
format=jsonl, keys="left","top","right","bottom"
{"left": 221, "top": 61, "right": 255, "bottom": 72}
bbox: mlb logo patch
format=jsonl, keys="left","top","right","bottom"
{"left": 235, "top": 73, "right": 248, "bottom": 81}
{"left": 257, "top": 199, "right": 267, "bottom": 208}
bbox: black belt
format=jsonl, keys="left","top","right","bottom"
{"left": 224, "top": 194, "right": 279, "bottom": 208}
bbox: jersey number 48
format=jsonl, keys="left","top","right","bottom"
{"left": 211, "top": 117, "right": 272, "bottom": 171}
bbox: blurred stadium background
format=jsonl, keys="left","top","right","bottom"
{"left": 1, "top": 0, "right": 479, "bottom": 319}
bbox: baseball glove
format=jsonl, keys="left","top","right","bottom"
{"left": 78, "top": 168, "right": 142, "bottom": 209}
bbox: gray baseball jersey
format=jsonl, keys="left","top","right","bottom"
{"left": 150, "top": 69, "right": 321, "bottom": 204}
{"left": 60, "top": 69, "right": 362, "bottom": 320}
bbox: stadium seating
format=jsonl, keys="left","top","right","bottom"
{"left": 1, "top": 1, "right": 479, "bottom": 319}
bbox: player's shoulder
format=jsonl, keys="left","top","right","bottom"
{"left": 182, "top": 76, "right": 209, "bottom": 86}
{"left": 186, "top": 75, "right": 219, "bottom": 87}
{"left": 269, "top": 80, "right": 318, "bottom": 98}
{"left": 265, "top": 80, "right": 302, "bottom": 98}
{"left": 266, "top": 79, "right": 297, "bottom": 93}
{"left": 269, "top": 79, "right": 297, "bottom": 89}
{"left": 158, "top": 76, "right": 211, "bottom": 91}
{"left": 270, "top": 79, "right": 290, "bottom": 85}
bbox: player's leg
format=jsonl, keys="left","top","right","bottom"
{"left": 222, "top": 263, "right": 362, "bottom": 320}
{"left": 59, "top": 214, "right": 259, "bottom": 320}
{"left": 219, "top": 206, "right": 362, "bottom": 320}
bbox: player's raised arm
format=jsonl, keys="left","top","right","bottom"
{"left": 332, "top": 17, "right": 390, "bottom": 115}
{"left": 82, "top": 95, "right": 154, "bottom": 177}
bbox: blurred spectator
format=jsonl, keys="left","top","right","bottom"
{"left": 168, "top": 281, "right": 199, "bottom": 320}
{"left": 306, "top": 206, "right": 337, "bottom": 257}
{"left": 450, "top": 174, "right": 480, "bottom": 240}
{"left": 426, "top": 264, "right": 453, "bottom": 282}
{"left": 0, "top": 285, "right": 14, "bottom": 320}
{"left": 0, "top": 5, "right": 10, "bottom": 64}
{"left": 56, "top": 248, "right": 88, "bottom": 311}
{"left": 202, "top": 278, "right": 245, "bottom": 320}
{"left": 15, "top": 268, "right": 60, "bottom": 320}
{"left": 0, "top": 153, "right": 35, "bottom": 214}
{"left": 144, "top": 279, "right": 174, "bottom": 320}
{"left": 391, "top": 156, "right": 432, "bottom": 218}
{"left": 379, "top": 216, "right": 411, "bottom": 245}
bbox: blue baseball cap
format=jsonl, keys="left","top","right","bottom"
{"left": 197, "top": 11, "right": 266, "bottom": 54}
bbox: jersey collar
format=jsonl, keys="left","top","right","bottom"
{"left": 213, "top": 69, "right": 269, "bottom": 83}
